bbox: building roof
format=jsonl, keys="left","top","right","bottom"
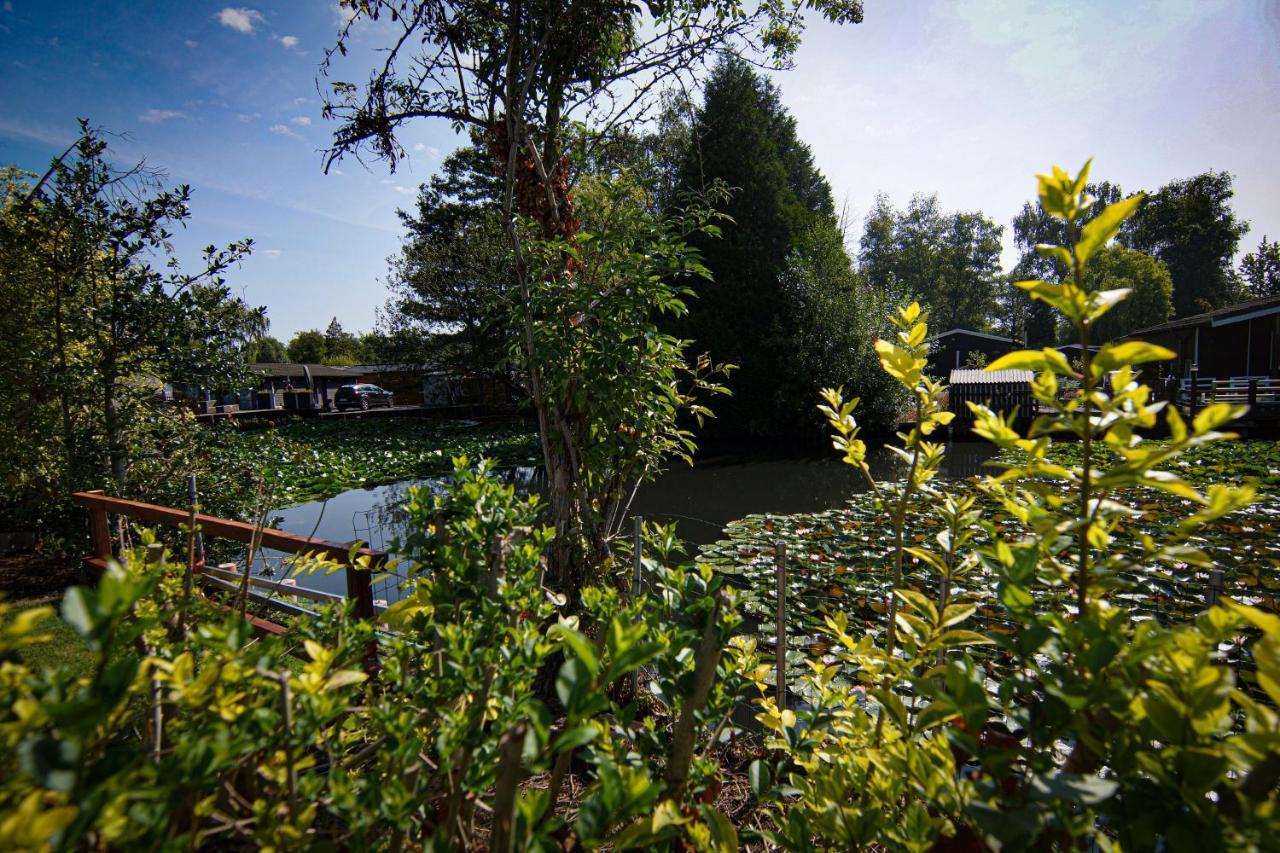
{"left": 1127, "top": 294, "right": 1280, "bottom": 337}
{"left": 950, "top": 369, "right": 1034, "bottom": 385}
{"left": 927, "top": 327, "right": 1014, "bottom": 344}
{"left": 249, "top": 363, "right": 363, "bottom": 379}
{"left": 345, "top": 363, "right": 439, "bottom": 374}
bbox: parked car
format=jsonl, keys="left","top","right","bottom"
{"left": 334, "top": 384, "right": 395, "bottom": 411}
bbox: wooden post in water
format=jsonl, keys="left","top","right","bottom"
{"left": 1206, "top": 569, "right": 1224, "bottom": 608}
{"left": 776, "top": 544, "right": 787, "bottom": 710}
{"left": 1189, "top": 365, "right": 1201, "bottom": 424}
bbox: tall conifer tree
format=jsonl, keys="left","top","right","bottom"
{"left": 674, "top": 58, "right": 887, "bottom": 436}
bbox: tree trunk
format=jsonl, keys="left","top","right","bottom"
{"left": 103, "top": 375, "right": 126, "bottom": 495}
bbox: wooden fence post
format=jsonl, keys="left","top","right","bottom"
{"left": 776, "top": 543, "right": 787, "bottom": 710}
{"left": 1206, "top": 569, "right": 1224, "bottom": 608}
{"left": 85, "top": 489, "right": 112, "bottom": 568}
{"left": 344, "top": 548, "right": 379, "bottom": 675}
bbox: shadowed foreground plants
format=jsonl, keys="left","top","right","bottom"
{"left": 0, "top": 460, "right": 757, "bottom": 850}
{"left": 747, "top": 162, "right": 1279, "bottom": 850}
{"left": 3, "top": 163, "right": 1278, "bottom": 852}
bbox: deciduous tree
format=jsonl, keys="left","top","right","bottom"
{"left": 322, "top": 0, "right": 866, "bottom": 591}
{"left": 1126, "top": 170, "right": 1249, "bottom": 315}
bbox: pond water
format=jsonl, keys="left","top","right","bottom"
{"left": 254, "top": 441, "right": 1000, "bottom": 604}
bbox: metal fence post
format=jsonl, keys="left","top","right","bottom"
{"left": 632, "top": 514, "right": 643, "bottom": 700}
{"left": 776, "top": 543, "right": 787, "bottom": 710}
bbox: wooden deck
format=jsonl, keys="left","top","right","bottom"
{"left": 1175, "top": 377, "right": 1280, "bottom": 425}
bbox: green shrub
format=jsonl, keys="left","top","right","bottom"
{"left": 751, "top": 161, "right": 1280, "bottom": 850}
{"left": 3, "top": 162, "right": 1277, "bottom": 851}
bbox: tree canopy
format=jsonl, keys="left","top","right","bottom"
{"left": 858, "top": 193, "right": 1003, "bottom": 334}
{"left": 670, "top": 58, "right": 893, "bottom": 435}
{"left": 1126, "top": 170, "right": 1249, "bottom": 316}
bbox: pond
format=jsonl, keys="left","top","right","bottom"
{"left": 252, "top": 441, "right": 1002, "bottom": 604}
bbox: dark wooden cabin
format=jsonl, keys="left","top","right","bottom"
{"left": 927, "top": 329, "right": 1015, "bottom": 376}
{"left": 1125, "top": 295, "right": 1280, "bottom": 380}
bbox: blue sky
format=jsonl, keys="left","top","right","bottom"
{"left": 2, "top": 1, "right": 1278, "bottom": 340}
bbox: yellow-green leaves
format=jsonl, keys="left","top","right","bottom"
{"left": 1077, "top": 192, "right": 1144, "bottom": 265}
{"left": 987, "top": 347, "right": 1074, "bottom": 376}
{"left": 875, "top": 337, "right": 924, "bottom": 387}
{"left": 818, "top": 387, "right": 869, "bottom": 472}
{"left": 1092, "top": 340, "right": 1175, "bottom": 372}
{"left": 1037, "top": 160, "right": 1094, "bottom": 223}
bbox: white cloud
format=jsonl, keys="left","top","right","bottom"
{"left": 236, "top": 112, "right": 260, "bottom": 123}
{"left": 279, "top": 35, "right": 298, "bottom": 49}
{"left": 217, "top": 7, "right": 264, "bottom": 34}
{"left": 380, "top": 178, "right": 414, "bottom": 196}
{"left": 335, "top": 3, "right": 358, "bottom": 24}
{"left": 185, "top": 39, "right": 198, "bottom": 49}
{"left": 260, "top": 248, "right": 283, "bottom": 257}
{"left": 139, "top": 109, "right": 185, "bottom": 124}
{"left": 269, "top": 123, "right": 301, "bottom": 139}
{"left": 289, "top": 115, "right": 311, "bottom": 126}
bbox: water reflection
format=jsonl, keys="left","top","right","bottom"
{"left": 258, "top": 441, "right": 1000, "bottom": 602}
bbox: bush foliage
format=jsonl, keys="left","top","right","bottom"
{"left": 3, "top": 163, "right": 1278, "bottom": 850}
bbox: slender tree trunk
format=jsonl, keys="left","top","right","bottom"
{"left": 103, "top": 371, "right": 127, "bottom": 494}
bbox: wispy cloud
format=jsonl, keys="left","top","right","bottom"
{"left": 236, "top": 112, "right": 260, "bottom": 123}
{"left": 0, "top": 118, "right": 75, "bottom": 147}
{"left": 380, "top": 178, "right": 414, "bottom": 196}
{"left": 334, "top": 3, "right": 358, "bottom": 24}
{"left": 269, "top": 123, "right": 301, "bottom": 139}
{"left": 185, "top": 39, "right": 199, "bottom": 49}
{"left": 260, "top": 248, "right": 283, "bottom": 257}
{"left": 278, "top": 35, "right": 299, "bottom": 49}
{"left": 217, "top": 7, "right": 264, "bottom": 34}
{"left": 412, "top": 143, "right": 441, "bottom": 157}
{"left": 139, "top": 109, "right": 185, "bottom": 124}
{"left": 289, "top": 116, "right": 311, "bottom": 126}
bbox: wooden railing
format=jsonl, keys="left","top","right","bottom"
{"left": 1175, "top": 377, "right": 1280, "bottom": 420}
{"left": 72, "top": 491, "right": 384, "bottom": 648}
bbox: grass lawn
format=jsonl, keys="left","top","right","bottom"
{"left": 1, "top": 553, "right": 95, "bottom": 677}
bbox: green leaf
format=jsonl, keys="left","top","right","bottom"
{"left": 60, "top": 587, "right": 96, "bottom": 643}
{"left": 552, "top": 724, "right": 599, "bottom": 754}
{"left": 698, "top": 804, "right": 739, "bottom": 853}
{"left": 1077, "top": 193, "right": 1144, "bottom": 264}
{"left": 936, "top": 630, "right": 995, "bottom": 648}
{"left": 1193, "top": 402, "right": 1246, "bottom": 434}
{"left": 1028, "top": 771, "right": 1118, "bottom": 805}
{"left": 986, "top": 350, "right": 1048, "bottom": 372}
{"left": 1093, "top": 340, "right": 1175, "bottom": 371}
{"left": 748, "top": 759, "right": 771, "bottom": 798}
{"left": 551, "top": 623, "right": 599, "bottom": 676}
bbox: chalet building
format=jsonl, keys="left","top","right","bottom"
{"left": 1125, "top": 295, "right": 1280, "bottom": 379}
{"left": 926, "top": 328, "right": 1015, "bottom": 376}
{"left": 248, "top": 363, "right": 364, "bottom": 411}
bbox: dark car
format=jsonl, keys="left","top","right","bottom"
{"left": 334, "top": 384, "right": 394, "bottom": 411}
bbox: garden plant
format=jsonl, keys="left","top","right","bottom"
{"left": 0, "top": 162, "right": 1277, "bottom": 850}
